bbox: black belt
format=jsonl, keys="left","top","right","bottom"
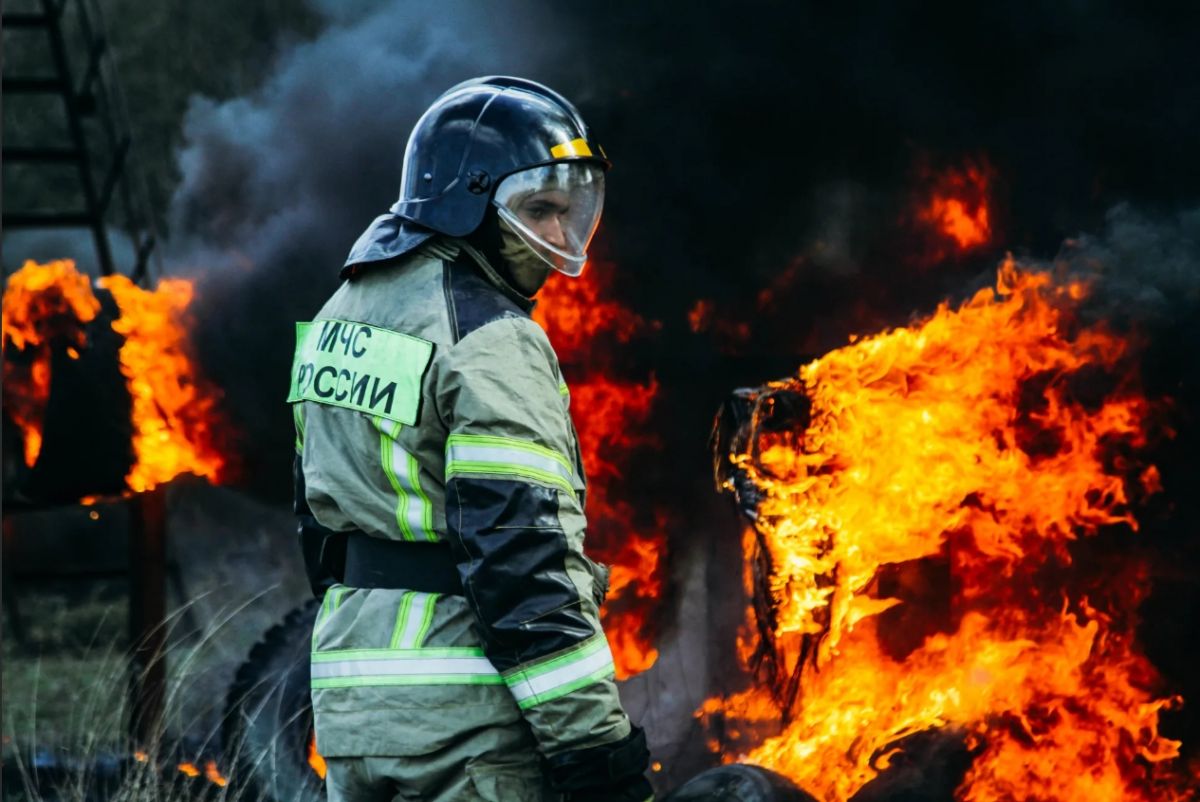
{"left": 342, "top": 531, "right": 463, "bottom": 595}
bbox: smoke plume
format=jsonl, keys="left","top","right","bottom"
{"left": 165, "top": 1, "right": 567, "bottom": 494}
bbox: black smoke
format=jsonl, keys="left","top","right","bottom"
{"left": 167, "top": 1, "right": 1200, "bottom": 498}
{"left": 166, "top": 0, "right": 574, "bottom": 493}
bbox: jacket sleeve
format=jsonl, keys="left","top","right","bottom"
{"left": 292, "top": 402, "right": 345, "bottom": 599}
{"left": 433, "top": 316, "right": 632, "bottom": 756}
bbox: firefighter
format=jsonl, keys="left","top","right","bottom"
{"left": 288, "top": 76, "right": 654, "bottom": 802}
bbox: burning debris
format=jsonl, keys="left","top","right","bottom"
{"left": 709, "top": 257, "right": 1195, "bottom": 801}
{"left": 917, "top": 160, "right": 994, "bottom": 254}
{"left": 2, "top": 259, "right": 102, "bottom": 469}
{"left": 534, "top": 257, "right": 668, "bottom": 678}
{"left": 2, "top": 259, "right": 227, "bottom": 497}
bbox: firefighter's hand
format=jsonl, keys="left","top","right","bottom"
{"left": 546, "top": 726, "right": 653, "bottom": 802}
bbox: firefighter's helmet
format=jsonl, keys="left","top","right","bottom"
{"left": 390, "top": 76, "right": 609, "bottom": 276}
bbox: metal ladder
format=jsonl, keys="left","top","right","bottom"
{"left": 3, "top": 0, "right": 159, "bottom": 280}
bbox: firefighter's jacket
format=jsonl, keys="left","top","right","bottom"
{"left": 291, "top": 237, "right": 631, "bottom": 759}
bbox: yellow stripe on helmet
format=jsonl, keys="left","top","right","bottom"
{"left": 550, "top": 137, "right": 593, "bottom": 159}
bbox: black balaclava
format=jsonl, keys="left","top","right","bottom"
{"left": 466, "top": 205, "right": 551, "bottom": 298}
{"left": 467, "top": 206, "right": 515, "bottom": 284}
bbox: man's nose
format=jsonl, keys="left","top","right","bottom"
{"left": 536, "top": 216, "right": 566, "bottom": 248}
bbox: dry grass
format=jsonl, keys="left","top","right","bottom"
{"left": 3, "top": 581, "right": 298, "bottom": 802}
{"left": 3, "top": 481, "right": 318, "bottom": 801}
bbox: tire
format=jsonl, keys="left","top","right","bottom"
{"left": 661, "top": 765, "right": 818, "bottom": 802}
{"left": 223, "top": 599, "right": 325, "bottom": 802}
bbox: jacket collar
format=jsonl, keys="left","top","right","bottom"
{"left": 453, "top": 239, "right": 537, "bottom": 314}
{"left": 342, "top": 215, "right": 537, "bottom": 315}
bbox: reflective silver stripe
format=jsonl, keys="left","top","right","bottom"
{"left": 388, "top": 434, "right": 434, "bottom": 540}
{"left": 376, "top": 417, "right": 435, "bottom": 541}
{"left": 311, "top": 654, "right": 499, "bottom": 680}
{"left": 504, "top": 639, "right": 615, "bottom": 708}
{"left": 446, "top": 444, "right": 572, "bottom": 484}
{"left": 393, "top": 592, "right": 433, "bottom": 649}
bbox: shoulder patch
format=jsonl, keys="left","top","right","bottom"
{"left": 288, "top": 318, "right": 433, "bottom": 425}
{"left": 442, "top": 253, "right": 530, "bottom": 343}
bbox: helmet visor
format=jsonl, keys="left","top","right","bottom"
{"left": 491, "top": 162, "right": 605, "bottom": 277}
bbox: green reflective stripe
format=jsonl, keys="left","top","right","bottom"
{"left": 510, "top": 634, "right": 609, "bottom": 681}
{"left": 412, "top": 593, "right": 438, "bottom": 648}
{"left": 446, "top": 434, "right": 572, "bottom": 474}
{"left": 389, "top": 592, "right": 436, "bottom": 649}
{"left": 376, "top": 417, "right": 413, "bottom": 541}
{"left": 310, "top": 648, "right": 502, "bottom": 688}
{"left": 445, "top": 434, "right": 575, "bottom": 496}
{"left": 447, "top": 462, "right": 576, "bottom": 496}
{"left": 313, "top": 674, "right": 504, "bottom": 689}
{"left": 314, "top": 585, "right": 350, "bottom": 640}
{"left": 389, "top": 592, "right": 415, "bottom": 648}
{"left": 512, "top": 664, "right": 614, "bottom": 710}
{"left": 292, "top": 404, "right": 306, "bottom": 454}
{"left": 503, "top": 635, "right": 616, "bottom": 709}
{"left": 312, "top": 656, "right": 497, "bottom": 677}
{"left": 375, "top": 417, "right": 434, "bottom": 541}
{"left": 558, "top": 382, "right": 569, "bottom": 397}
{"left": 313, "top": 646, "right": 485, "bottom": 661}
{"left": 288, "top": 319, "right": 432, "bottom": 424}
{"left": 448, "top": 447, "right": 571, "bottom": 481}
{"left": 314, "top": 591, "right": 335, "bottom": 638}
{"left": 408, "top": 451, "right": 436, "bottom": 541}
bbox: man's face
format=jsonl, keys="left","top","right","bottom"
{"left": 513, "top": 188, "right": 572, "bottom": 249}
{"left": 490, "top": 161, "right": 604, "bottom": 278}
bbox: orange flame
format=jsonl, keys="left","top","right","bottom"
{"left": 533, "top": 258, "right": 646, "bottom": 359}
{"left": 308, "top": 731, "right": 327, "bottom": 779}
{"left": 1, "top": 259, "right": 101, "bottom": 466}
{"left": 2, "top": 259, "right": 226, "bottom": 493}
{"left": 534, "top": 260, "right": 665, "bottom": 678}
{"left": 707, "top": 258, "right": 1194, "bottom": 801}
{"left": 919, "top": 161, "right": 992, "bottom": 251}
{"left": 177, "top": 762, "right": 200, "bottom": 778}
{"left": 203, "top": 760, "right": 228, "bottom": 787}
{"left": 97, "top": 273, "right": 224, "bottom": 492}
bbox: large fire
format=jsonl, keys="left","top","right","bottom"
{"left": 533, "top": 258, "right": 666, "bottom": 678}
{"left": 2, "top": 259, "right": 225, "bottom": 493}
{"left": 707, "top": 258, "right": 1195, "bottom": 800}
